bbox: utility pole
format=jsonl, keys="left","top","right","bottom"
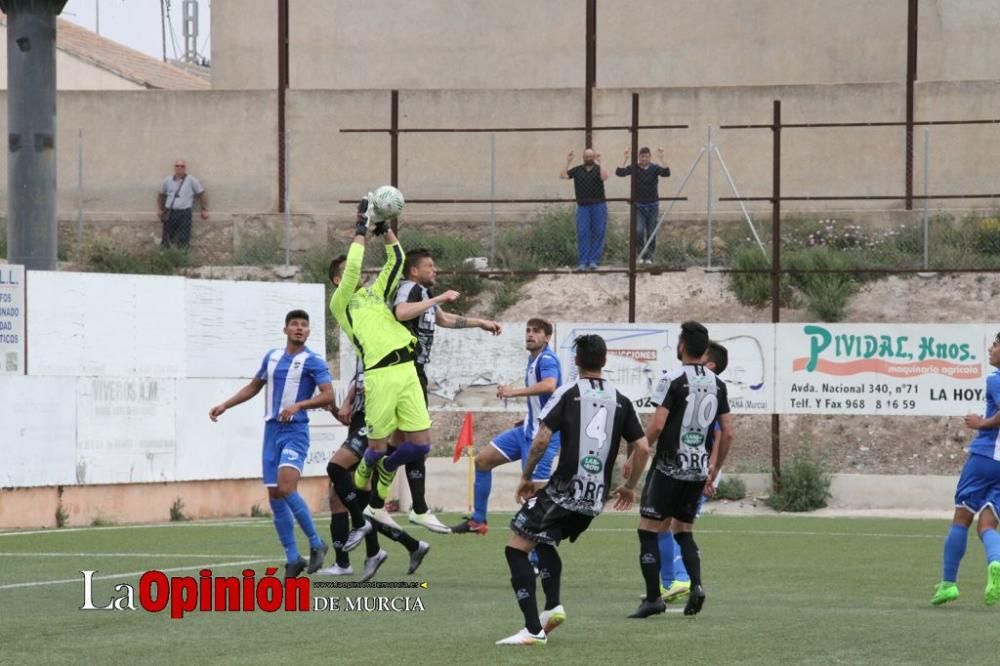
{"left": 1, "top": 0, "right": 69, "bottom": 271}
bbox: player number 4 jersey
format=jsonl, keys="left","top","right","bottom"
{"left": 652, "top": 364, "right": 729, "bottom": 481}
{"left": 540, "top": 377, "right": 645, "bottom": 516}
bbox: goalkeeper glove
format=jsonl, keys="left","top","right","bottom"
{"left": 372, "top": 220, "right": 390, "bottom": 236}
{"left": 354, "top": 198, "right": 370, "bottom": 236}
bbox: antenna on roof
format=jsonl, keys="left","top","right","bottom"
{"left": 182, "top": 0, "right": 198, "bottom": 63}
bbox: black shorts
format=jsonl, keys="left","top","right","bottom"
{"left": 339, "top": 411, "right": 368, "bottom": 459}
{"left": 510, "top": 489, "right": 594, "bottom": 546}
{"left": 640, "top": 467, "right": 705, "bottom": 524}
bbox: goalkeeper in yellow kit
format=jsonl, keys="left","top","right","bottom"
{"left": 328, "top": 198, "right": 433, "bottom": 501}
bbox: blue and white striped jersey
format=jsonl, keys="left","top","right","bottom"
{"left": 969, "top": 371, "right": 1000, "bottom": 460}
{"left": 524, "top": 346, "right": 562, "bottom": 439}
{"left": 255, "top": 347, "right": 332, "bottom": 424}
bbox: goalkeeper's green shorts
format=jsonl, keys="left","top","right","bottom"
{"left": 364, "top": 361, "right": 432, "bottom": 440}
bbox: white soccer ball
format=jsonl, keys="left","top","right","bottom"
{"left": 368, "top": 185, "right": 405, "bottom": 223}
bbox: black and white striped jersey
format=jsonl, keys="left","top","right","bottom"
{"left": 351, "top": 357, "right": 365, "bottom": 417}
{"left": 540, "top": 377, "right": 645, "bottom": 516}
{"left": 652, "top": 364, "right": 729, "bottom": 481}
{"left": 393, "top": 280, "right": 436, "bottom": 365}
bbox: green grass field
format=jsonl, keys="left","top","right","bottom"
{"left": 0, "top": 512, "right": 996, "bottom": 664}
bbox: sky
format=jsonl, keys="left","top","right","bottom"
{"left": 61, "top": 0, "right": 211, "bottom": 63}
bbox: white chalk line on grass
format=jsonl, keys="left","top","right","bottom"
{"left": 589, "top": 528, "right": 940, "bottom": 539}
{"left": 0, "top": 552, "right": 268, "bottom": 559}
{"left": 0, "top": 519, "right": 272, "bottom": 537}
{"left": 0, "top": 558, "right": 275, "bottom": 591}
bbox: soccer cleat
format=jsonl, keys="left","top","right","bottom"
{"left": 931, "top": 581, "right": 959, "bottom": 606}
{"left": 684, "top": 584, "right": 706, "bottom": 616}
{"left": 306, "top": 541, "right": 328, "bottom": 574}
{"left": 407, "top": 541, "right": 431, "bottom": 575}
{"left": 408, "top": 510, "right": 452, "bottom": 534}
{"left": 284, "top": 557, "right": 307, "bottom": 578}
{"left": 628, "top": 597, "right": 666, "bottom": 618}
{"left": 495, "top": 628, "right": 547, "bottom": 646}
{"left": 451, "top": 516, "right": 489, "bottom": 535}
{"left": 375, "top": 459, "right": 397, "bottom": 500}
{"left": 316, "top": 564, "right": 353, "bottom": 576}
{"left": 359, "top": 549, "right": 388, "bottom": 582}
{"left": 663, "top": 580, "right": 691, "bottom": 603}
{"left": 354, "top": 458, "right": 374, "bottom": 489}
{"left": 987, "top": 562, "right": 1000, "bottom": 606}
{"left": 363, "top": 504, "right": 403, "bottom": 530}
{"left": 539, "top": 605, "right": 566, "bottom": 634}
{"left": 343, "top": 519, "right": 373, "bottom": 553}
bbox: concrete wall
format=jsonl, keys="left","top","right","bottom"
{"left": 0, "top": 82, "right": 995, "bottom": 238}
{"left": 0, "top": 90, "right": 277, "bottom": 216}
{"left": 210, "top": 0, "right": 277, "bottom": 90}
{"left": 211, "top": 0, "right": 1000, "bottom": 90}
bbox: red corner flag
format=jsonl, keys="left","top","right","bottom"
{"left": 452, "top": 411, "right": 474, "bottom": 462}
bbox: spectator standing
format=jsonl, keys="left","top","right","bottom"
{"left": 158, "top": 159, "right": 208, "bottom": 249}
{"left": 561, "top": 148, "right": 609, "bottom": 271}
{"left": 616, "top": 147, "right": 670, "bottom": 264}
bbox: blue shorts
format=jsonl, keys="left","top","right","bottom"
{"left": 491, "top": 426, "right": 560, "bottom": 481}
{"left": 262, "top": 421, "right": 310, "bottom": 487}
{"left": 954, "top": 453, "right": 1000, "bottom": 515}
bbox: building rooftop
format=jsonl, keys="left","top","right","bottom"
{"left": 0, "top": 14, "right": 209, "bottom": 90}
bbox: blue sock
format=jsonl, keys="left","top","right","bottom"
{"left": 285, "top": 491, "right": 322, "bottom": 549}
{"left": 658, "top": 532, "right": 675, "bottom": 587}
{"left": 383, "top": 442, "right": 431, "bottom": 472}
{"left": 472, "top": 468, "right": 492, "bottom": 523}
{"left": 363, "top": 448, "right": 385, "bottom": 467}
{"left": 981, "top": 528, "right": 1000, "bottom": 564}
{"left": 270, "top": 498, "right": 299, "bottom": 563}
{"left": 942, "top": 523, "right": 969, "bottom": 582}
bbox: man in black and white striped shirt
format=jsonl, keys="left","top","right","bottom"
{"left": 392, "top": 248, "right": 502, "bottom": 534}
{"left": 629, "top": 321, "right": 733, "bottom": 620}
{"left": 496, "top": 334, "right": 650, "bottom": 646}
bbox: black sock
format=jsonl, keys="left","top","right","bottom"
{"left": 406, "top": 458, "right": 429, "bottom": 514}
{"left": 327, "top": 462, "right": 366, "bottom": 528}
{"left": 638, "top": 529, "right": 662, "bottom": 602}
{"left": 674, "top": 531, "right": 702, "bottom": 587}
{"left": 534, "top": 544, "right": 562, "bottom": 610}
{"left": 355, "top": 488, "right": 381, "bottom": 557}
{"left": 329, "top": 512, "right": 350, "bottom": 568}
{"left": 372, "top": 519, "right": 420, "bottom": 553}
{"left": 505, "top": 546, "right": 542, "bottom": 634}
{"left": 365, "top": 487, "right": 385, "bottom": 510}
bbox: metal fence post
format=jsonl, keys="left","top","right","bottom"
{"left": 490, "top": 132, "right": 496, "bottom": 265}
{"left": 923, "top": 127, "right": 929, "bottom": 270}
{"left": 706, "top": 126, "right": 713, "bottom": 268}
{"left": 76, "top": 128, "right": 83, "bottom": 261}
{"left": 771, "top": 99, "right": 782, "bottom": 492}
{"left": 283, "top": 129, "right": 291, "bottom": 266}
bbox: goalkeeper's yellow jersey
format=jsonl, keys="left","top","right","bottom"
{"left": 329, "top": 241, "right": 416, "bottom": 369}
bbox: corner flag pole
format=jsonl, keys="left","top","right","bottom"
{"left": 467, "top": 444, "right": 474, "bottom": 514}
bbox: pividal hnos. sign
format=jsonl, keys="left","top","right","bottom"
{"left": 776, "top": 323, "right": 995, "bottom": 416}
{"left": 0, "top": 265, "right": 25, "bottom": 375}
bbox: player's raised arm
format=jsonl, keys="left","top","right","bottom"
{"left": 371, "top": 235, "right": 404, "bottom": 301}
{"left": 436, "top": 308, "right": 501, "bottom": 335}
{"left": 209, "top": 377, "right": 265, "bottom": 421}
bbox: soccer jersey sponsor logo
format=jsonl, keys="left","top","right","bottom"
{"left": 580, "top": 455, "right": 603, "bottom": 474}
{"left": 681, "top": 432, "right": 704, "bottom": 446}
